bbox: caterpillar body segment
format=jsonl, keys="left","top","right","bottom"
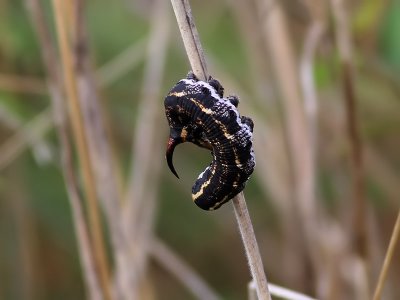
{"left": 164, "top": 72, "right": 255, "bottom": 210}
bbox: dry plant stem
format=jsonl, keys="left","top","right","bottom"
{"left": 268, "top": 283, "right": 318, "bottom": 300}
{"left": 298, "top": 20, "right": 326, "bottom": 294}
{"left": 72, "top": 0, "right": 125, "bottom": 271}
{"left": 0, "top": 73, "right": 46, "bottom": 95}
{"left": 97, "top": 38, "right": 146, "bottom": 87}
{"left": 61, "top": 123, "right": 103, "bottom": 300}
{"left": 0, "top": 107, "right": 21, "bottom": 129}
{"left": 373, "top": 211, "right": 400, "bottom": 300}
{"left": 63, "top": 0, "right": 76, "bottom": 40}
{"left": 249, "top": 280, "right": 318, "bottom": 300}
{"left": 209, "top": 16, "right": 300, "bottom": 284}
{"left": 366, "top": 148, "right": 400, "bottom": 208}
{"left": 150, "top": 238, "right": 220, "bottom": 300}
{"left": 125, "top": 0, "right": 170, "bottom": 221}
{"left": 233, "top": 193, "right": 271, "bottom": 300}
{"left": 0, "top": 108, "right": 52, "bottom": 170}
{"left": 331, "top": 0, "right": 367, "bottom": 258}
{"left": 50, "top": 1, "right": 111, "bottom": 299}
{"left": 170, "top": 0, "right": 208, "bottom": 80}
{"left": 256, "top": 0, "right": 320, "bottom": 289}
{"left": 25, "top": 0, "right": 101, "bottom": 298}
{"left": 299, "top": 21, "right": 325, "bottom": 153}
{"left": 226, "top": 0, "right": 275, "bottom": 105}
{"left": 248, "top": 281, "right": 258, "bottom": 300}
{"left": 170, "top": 0, "right": 271, "bottom": 299}
{"left": 72, "top": 0, "right": 122, "bottom": 221}
{"left": 208, "top": 66, "right": 320, "bottom": 300}
{"left": 121, "top": 0, "right": 170, "bottom": 297}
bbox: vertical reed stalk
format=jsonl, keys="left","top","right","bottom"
{"left": 373, "top": 211, "right": 400, "bottom": 300}
{"left": 226, "top": 1, "right": 304, "bottom": 286}
{"left": 121, "top": 0, "right": 170, "bottom": 297}
{"left": 255, "top": 0, "right": 321, "bottom": 292}
{"left": 170, "top": 1, "right": 271, "bottom": 299}
{"left": 50, "top": 1, "right": 111, "bottom": 298}
{"left": 330, "top": 0, "right": 367, "bottom": 258}
{"left": 25, "top": 0, "right": 102, "bottom": 298}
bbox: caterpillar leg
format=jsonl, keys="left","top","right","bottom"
{"left": 241, "top": 116, "right": 254, "bottom": 132}
{"left": 207, "top": 76, "right": 224, "bottom": 98}
{"left": 226, "top": 95, "right": 239, "bottom": 107}
{"left": 186, "top": 71, "right": 199, "bottom": 81}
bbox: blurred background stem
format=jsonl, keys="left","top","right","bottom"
{"left": 2, "top": 0, "right": 400, "bottom": 299}
{"left": 50, "top": 0, "right": 112, "bottom": 298}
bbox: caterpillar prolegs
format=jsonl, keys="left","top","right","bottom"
{"left": 164, "top": 72, "right": 255, "bottom": 210}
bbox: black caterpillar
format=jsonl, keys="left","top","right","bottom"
{"left": 164, "top": 72, "right": 255, "bottom": 210}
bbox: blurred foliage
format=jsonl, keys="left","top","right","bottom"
{"left": 0, "top": 0, "right": 399, "bottom": 299}
{"left": 379, "top": 0, "right": 400, "bottom": 71}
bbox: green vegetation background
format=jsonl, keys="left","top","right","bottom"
{"left": 1, "top": 0, "right": 399, "bottom": 299}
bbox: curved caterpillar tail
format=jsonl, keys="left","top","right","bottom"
{"left": 164, "top": 72, "right": 255, "bottom": 210}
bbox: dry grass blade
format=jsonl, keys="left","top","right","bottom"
{"left": 60, "top": 122, "right": 103, "bottom": 300}
{"left": 170, "top": 0, "right": 208, "bottom": 80}
{"left": 72, "top": 0, "right": 124, "bottom": 265}
{"left": 365, "top": 148, "right": 400, "bottom": 208}
{"left": 299, "top": 21, "right": 325, "bottom": 152}
{"left": 24, "top": 0, "right": 102, "bottom": 298}
{"left": 330, "top": 0, "right": 367, "bottom": 258}
{"left": 125, "top": 0, "right": 170, "bottom": 218}
{"left": 0, "top": 73, "right": 46, "bottom": 95}
{"left": 221, "top": 2, "right": 306, "bottom": 285}
{"left": 50, "top": 0, "right": 111, "bottom": 298}
{"left": 0, "top": 108, "right": 52, "bottom": 170}
{"left": 170, "top": 1, "right": 271, "bottom": 299}
{"left": 249, "top": 280, "right": 318, "bottom": 300}
{"left": 255, "top": 0, "right": 320, "bottom": 291}
{"left": 226, "top": 0, "right": 275, "bottom": 104}
{"left": 233, "top": 193, "right": 271, "bottom": 300}
{"left": 373, "top": 211, "right": 400, "bottom": 300}
{"left": 120, "top": 0, "right": 170, "bottom": 297}
{"left": 96, "top": 38, "right": 146, "bottom": 87}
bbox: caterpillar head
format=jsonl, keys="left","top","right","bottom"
{"left": 166, "top": 123, "right": 211, "bottom": 179}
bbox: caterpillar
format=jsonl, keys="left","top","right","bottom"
{"left": 164, "top": 71, "right": 255, "bottom": 210}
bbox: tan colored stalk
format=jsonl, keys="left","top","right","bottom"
{"left": 122, "top": 0, "right": 170, "bottom": 297}
{"left": 330, "top": 0, "right": 367, "bottom": 258}
{"left": 225, "top": 0, "right": 308, "bottom": 285}
{"left": 0, "top": 73, "right": 46, "bottom": 95}
{"left": 298, "top": 5, "right": 329, "bottom": 296}
{"left": 255, "top": 0, "right": 320, "bottom": 289}
{"left": 50, "top": 1, "right": 111, "bottom": 299}
{"left": 366, "top": 148, "right": 400, "bottom": 208}
{"left": 170, "top": 0, "right": 208, "bottom": 79}
{"left": 96, "top": 38, "right": 146, "bottom": 87}
{"left": 226, "top": 0, "right": 274, "bottom": 103}
{"left": 373, "top": 211, "right": 400, "bottom": 300}
{"left": 170, "top": 1, "right": 271, "bottom": 299}
{"left": 299, "top": 20, "right": 325, "bottom": 153}
{"left": 249, "top": 280, "right": 318, "bottom": 300}
{"left": 25, "top": 0, "right": 101, "bottom": 298}
{"left": 0, "top": 108, "right": 52, "bottom": 170}
{"left": 232, "top": 193, "right": 271, "bottom": 300}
